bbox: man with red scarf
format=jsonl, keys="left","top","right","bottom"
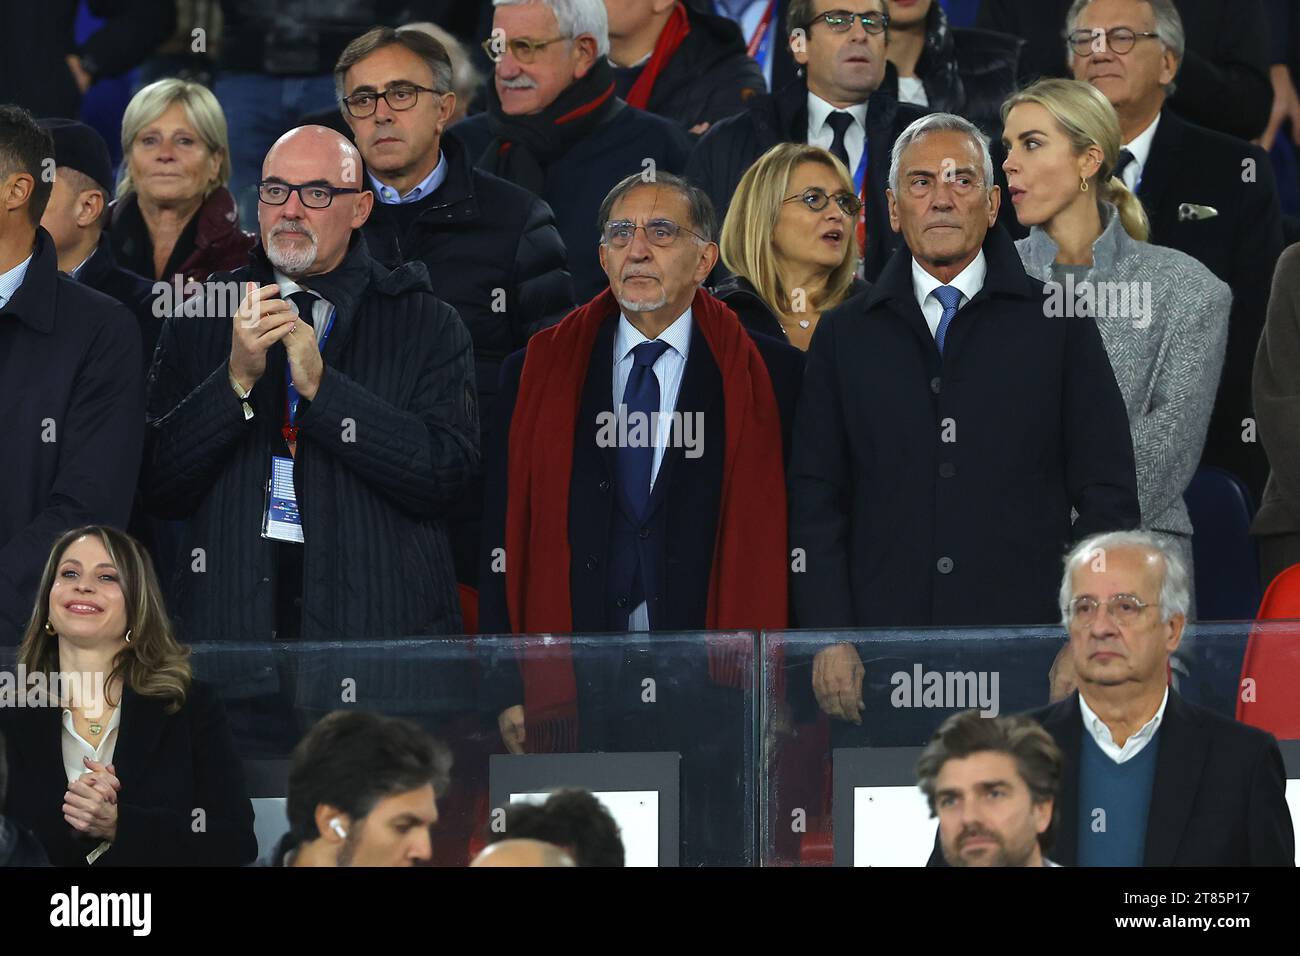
{"left": 605, "top": 1, "right": 766, "bottom": 134}
{"left": 478, "top": 172, "right": 803, "bottom": 863}
{"left": 452, "top": 0, "right": 691, "bottom": 301}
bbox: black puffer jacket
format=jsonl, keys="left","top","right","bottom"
{"left": 613, "top": 3, "right": 767, "bottom": 133}
{"left": 880, "top": 4, "right": 1023, "bottom": 138}
{"left": 361, "top": 133, "right": 574, "bottom": 427}
{"left": 142, "top": 235, "right": 479, "bottom": 641}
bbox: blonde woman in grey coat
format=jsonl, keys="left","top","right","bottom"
{"left": 1001, "top": 79, "right": 1230, "bottom": 607}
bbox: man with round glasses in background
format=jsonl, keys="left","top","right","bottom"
{"left": 478, "top": 171, "right": 802, "bottom": 864}
{"left": 142, "top": 125, "right": 479, "bottom": 645}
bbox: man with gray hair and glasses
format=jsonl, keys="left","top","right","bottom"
{"left": 478, "top": 170, "right": 802, "bottom": 863}
{"left": 790, "top": 112, "right": 1138, "bottom": 738}
{"left": 1068, "top": 0, "right": 1283, "bottom": 502}
{"left": 931, "top": 529, "right": 1294, "bottom": 866}
{"left": 1042, "top": 530, "right": 1293, "bottom": 865}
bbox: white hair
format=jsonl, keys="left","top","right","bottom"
{"left": 887, "top": 112, "right": 995, "bottom": 195}
{"left": 1059, "top": 530, "right": 1192, "bottom": 625}
{"left": 1065, "top": 0, "right": 1185, "bottom": 94}
{"left": 493, "top": 0, "right": 610, "bottom": 58}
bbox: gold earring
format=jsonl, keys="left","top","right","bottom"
{"left": 43, "top": 620, "right": 56, "bottom": 635}
{"left": 1080, "top": 177, "right": 1089, "bottom": 193}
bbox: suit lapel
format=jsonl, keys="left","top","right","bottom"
{"left": 579, "top": 315, "right": 619, "bottom": 504}
{"left": 1135, "top": 110, "right": 1179, "bottom": 220}
{"left": 643, "top": 321, "right": 721, "bottom": 521}
{"left": 1045, "top": 694, "right": 1083, "bottom": 867}
{"left": 109, "top": 686, "right": 168, "bottom": 783}
{"left": 1143, "top": 691, "right": 1207, "bottom": 866}
{"left": 8, "top": 702, "right": 67, "bottom": 789}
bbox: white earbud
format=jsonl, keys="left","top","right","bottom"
{"left": 330, "top": 818, "right": 348, "bottom": 839}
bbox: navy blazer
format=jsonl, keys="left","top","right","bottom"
{"left": 789, "top": 224, "right": 1140, "bottom": 630}
{"left": 478, "top": 309, "right": 804, "bottom": 710}
{"left": 0, "top": 679, "right": 257, "bottom": 867}
{"left": 928, "top": 690, "right": 1295, "bottom": 866}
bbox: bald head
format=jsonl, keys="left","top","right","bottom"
{"left": 257, "top": 125, "right": 373, "bottom": 278}
{"left": 469, "top": 839, "right": 576, "bottom": 868}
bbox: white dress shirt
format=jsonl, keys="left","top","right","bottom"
{"left": 62, "top": 703, "right": 121, "bottom": 864}
{"left": 0, "top": 253, "right": 34, "bottom": 309}
{"left": 273, "top": 271, "right": 333, "bottom": 345}
{"left": 367, "top": 150, "right": 448, "bottom": 205}
{"left": 611, "top": 308, "right": 692, "bottom": 631}
{"left": 1119, "top": 114, "right": 1161, "bottom": 192}
{"left": 1078, "top": 687, "right": 1169, "bottom": 764}
{"left": 897, "top": 75, "right": 929, "bottom": 107}
{"left": 910, "top": 251, "right": 987, "bottom": 339}
{"left": 807, "top": 92, "right": 869, "bottom": 177}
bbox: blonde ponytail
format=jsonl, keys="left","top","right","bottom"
{"left": 1003, "top": 79, "right": 1151, "bottom": 242}
{"left": 1103, "top": 176, "right": 1150, "bottom": 242}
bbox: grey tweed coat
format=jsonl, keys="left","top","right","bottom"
{"left": 1017, "top": 203, "right": 1231, "bottom": 552}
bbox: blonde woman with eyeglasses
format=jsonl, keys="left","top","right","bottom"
{"left": 715, "top": 143, "right": 866, "bottom": 351}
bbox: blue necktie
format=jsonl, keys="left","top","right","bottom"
{"left": 617, "top": 340, "right": 671, "bottom": 519}
{"left": 933, "top": 285, "right": 963, "bottom": 354}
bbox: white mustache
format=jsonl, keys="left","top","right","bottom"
{"left": 271, "top": 222, "right": 316, "bottom": 241}
{"left": 499, "top": 76, "right": 538, "bottom": 90}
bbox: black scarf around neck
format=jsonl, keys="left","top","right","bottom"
{"left": 480, "top": 58, "right": 623, "bottom": 195}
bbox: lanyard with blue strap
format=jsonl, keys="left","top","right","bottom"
{"left": 281, "top": 300, "right": 336, "bottom": 455}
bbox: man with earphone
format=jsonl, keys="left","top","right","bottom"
{"left": 262, "top": 710, "right": 451, "bottom": 867}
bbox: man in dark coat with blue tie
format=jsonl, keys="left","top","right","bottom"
{"left": 788, "top": 113, "right": 1140, "bottom": 741}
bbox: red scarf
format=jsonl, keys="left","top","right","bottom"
{"left": 625, "top": 2, "right": 691, "bottom": 111}
{"left": 505, "top": 287, "right": 788, "bottom": 751}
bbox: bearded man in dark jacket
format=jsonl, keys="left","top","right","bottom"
{"left": 142, "top": 126, "right": 479, "bottom": 643}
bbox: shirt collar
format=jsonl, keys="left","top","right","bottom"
{"left": 60, "top": 700, "right": 122, "bottom": 740}
{"left": 807, "top": 91, "right": 869, "bottom": 135}
{"left": 1078, "top": 686, "right": 1169, "bottom": 758}
{"left": 910, "top": 250, "right": 987, "bottom": 308}
{"left": 368, "top": 150, "right": 447, "bottom": 205}
{"left": 0, "top": 252, "right": 35, "bottom": 310}
{"left": 1122, "top": 114, "right": 1161, "bottom": 177}
{"left": 69, "top": 250, "right": 96, "bottom": 279}
{"left": 614, "top": 306, "right": 693, "bottom": 365}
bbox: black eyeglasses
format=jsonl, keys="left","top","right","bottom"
{"left": 602, "top": 219, "right": 709, "bottom": 248}
{"left": 809, "top": 10, "right": 889, "bottom": 35}
{"left": 258, "top": 180, "right": 362, "bottom": 209}
{"left": 784, "top": 187, "right": 863, "bottom": 217}
{"left": 341, "top": 84, "right": 442, "bottom": 118}
{"left": 1067, "top": 27, "right": 1161, "bottom": 57}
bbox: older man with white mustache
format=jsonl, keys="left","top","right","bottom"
{"left": 142, "top": 124, "right": 480, "bottom": 646}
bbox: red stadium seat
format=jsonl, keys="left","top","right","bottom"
{"left": 1236, "top": 564, "right": 1300, "bottom": 737}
